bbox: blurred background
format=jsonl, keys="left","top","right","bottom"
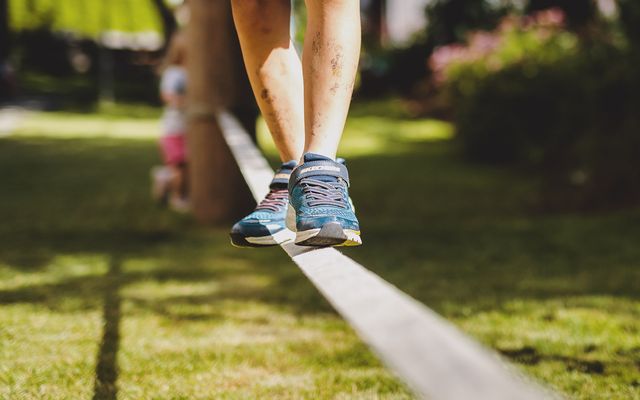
{"left": 0, "top": 1, "right": 639, "bottom": 399}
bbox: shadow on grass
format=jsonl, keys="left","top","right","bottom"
{"left": 346, "top": 144, "right": 640, "bottom": 308}
{"left": 0, "top": 130, "right": 639, "bottom": 396}
{"left": 0, "top": 135, "right": 638, "bottom": 313}
{"left": 92, "top": 255, "right": 122, "bottom": 400}
{"left": 0, "top": 135, "right": 329, "bottom": 316}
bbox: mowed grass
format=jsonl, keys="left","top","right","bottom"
{"left": 0, "top": 107, "right": 410, "bottom": 400}
{"left": 0, "top": 100, "right": 638, "bottom": 399}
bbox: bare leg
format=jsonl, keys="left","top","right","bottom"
{"left": 229, "top": 0, "right": 362, "bottom": 248}
{"left": 303, "top": 0, "right": 361, "bottom": 159}
{"left": 231, "top": 0, "right": 304, "bottom": 162}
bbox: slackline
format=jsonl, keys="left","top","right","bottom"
{"left": 217, "top": 110, "right": 558, "bottom": 400}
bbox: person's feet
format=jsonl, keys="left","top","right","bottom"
{"left": 168, "top": 194, "right": 190, "bottom": 213}
{"left": 230, "top": 160, "right": 297, "bottom": 247}
{"left": 151, "top": 166, "right": 172, "bottom": 205}
{"left": 289, "top": 153, "right": 362, "bottom": 247}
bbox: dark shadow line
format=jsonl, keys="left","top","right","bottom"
{"left": 92, "top": 255, "right": 122, "bottom": 400}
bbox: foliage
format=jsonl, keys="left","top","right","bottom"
{"left": 291, "top": 0, "right": 307, "bottom": 47}
{"left": 425, "top": 0, "right": 512, "bottom": 47}
{"left": 8, "top": 0, "right": 162, "bottom": 38}
{"left": 6, "top": 0, "right": 167, "bottom": 105}
{"left": 430, "top": 9, "right": 640, "bottom": 209}
{"left": 526, "top": 0, "right": 596, "bottom": 28}
{"left": 618, "top": 0, "right": 640, "bottom": 49}
{"left": 359, "top": 0, "right": 512, "bottom": 97}
{"left": 430, "top": 9, "right": 577, "bottom": 89}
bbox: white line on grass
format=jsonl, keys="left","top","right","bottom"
{"left": 217, "top": 110, "right": 559, "bottom": 400}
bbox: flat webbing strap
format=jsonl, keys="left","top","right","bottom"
{"left": 217, "top": 110, "right": 558, "bottom": 400}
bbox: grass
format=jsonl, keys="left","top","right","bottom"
{"left": 0, "top": 100, "right": 639, "bottom": 399}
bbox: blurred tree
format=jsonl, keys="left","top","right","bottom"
{"left": 365, "top": 0, "right": 388, "bottom": 48}
{"left": 618, "top": 0, "right": 640, "bottom": 48}
{"left": 425, "top": 0, "right": 508, "bottom": 47}
{"left": 7, "top": 0, "right": 174, "bottom": 104}
{"left": 8, "top": 0, "right": 163, "bottom": 42}
{"left": 186, "top": 0, "right": 255, "bottom": 224}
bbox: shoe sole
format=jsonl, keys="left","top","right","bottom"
{"left": 230, "top": 228, "right": 296, "bottom": 248}
{"left": 295, "top": 222, "right": 362, "bottom": 247}
{"left": 286, "top": 203, "right": 296, "bottom": 232}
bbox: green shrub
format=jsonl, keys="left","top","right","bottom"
{"left": 430, "top": 9, "right": 640, "bottom": 209}
{"left": 618, "top": 0, "right": 640, "bottom": 48}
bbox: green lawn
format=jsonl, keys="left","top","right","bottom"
{"left": 0, "top": 101, "right": 639, "bottom": 399}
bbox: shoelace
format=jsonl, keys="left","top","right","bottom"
{"left": 255, "top": 189, "right": 289, "bottom": 212}
{"left": 300, "top": 178, "right": 347, "bottom": 208}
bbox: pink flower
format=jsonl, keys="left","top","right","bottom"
{"left": 427, "top": 8, "right": 569, "bottom": 87}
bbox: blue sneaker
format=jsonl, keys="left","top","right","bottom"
{"left": 230, "top": 161, "right": 297, "bottom": 247}
{"left": 289, "top": 153, "right": 362, "bottom": 247}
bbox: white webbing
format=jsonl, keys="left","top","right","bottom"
{"left": 217, "top": 110, "right": 558, "bottom": 400}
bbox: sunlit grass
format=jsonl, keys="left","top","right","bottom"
{"left": 14, "top": 111, "right": 160, "bottom": 139}
{"left": 0, "top": 107, "right": 413, "bottom": 398}
{"left": 1, "top": 100, "right": 639, "bottom": 399}
{"left": 257, "top": 102, "right": 453, "bottom": 158}
{"left": 0, "top": 304, "right": 102, "bottom": 399}
{"left": 0, "top": 254, "right": 108, "bottom": 291}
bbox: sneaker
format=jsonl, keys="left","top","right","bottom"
{"left": 230, "top": 160, "right": 297, "bottom": 247}
{"left": 289, "top": 153, "right": 362, "bottom": 247}
{"left": 151, "top": 166, "right": 172, "bottom": 205}
{"left": 169, "top": 194, "right": 190, "bottom": 213}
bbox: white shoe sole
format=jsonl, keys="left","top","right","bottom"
{"left": 286, "top": 203, "right": 296, "bottom": 232}
{"left": 295, "top": 226, "right": 362, "bottom": 247}
{"left": 245, "top": 228, "right": 296, "bottom": 246}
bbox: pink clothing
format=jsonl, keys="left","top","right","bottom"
{"left": 160, "top": 134, "right": 187, "bottom": 165}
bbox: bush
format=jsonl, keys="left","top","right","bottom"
{"left": 430, "top": 9, "right": 640, "bottom": 209}
{"left": 619, "top": 0, "right": 640, "bottom": 48}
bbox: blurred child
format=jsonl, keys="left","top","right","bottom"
{"left": 152, "top": 30, "right": 189, "bottom": 212}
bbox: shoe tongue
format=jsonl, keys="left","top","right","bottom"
{"left": 302, "top": 153, "right": 339, "bottom": 183}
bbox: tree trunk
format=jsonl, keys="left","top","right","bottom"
{"left": 369, "top": 0, "right": 388, "bottom": 48}
{"left": 186, "top": 0, "right": 256, "bottom": 224}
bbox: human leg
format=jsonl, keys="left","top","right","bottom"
{"left": 231, "top": 0, "right": 304, "bottom": 162}
{"left": 230, "top": 0, "right": 363, "bottom": 247}
{"left": 287, "top": 0, "right": 362, "bottom": 246}
{"left": 229, "top": 0, "right": 305, "bottom": 246}
{"left": 302, "top": 0, "right": 361, "bottom": 159}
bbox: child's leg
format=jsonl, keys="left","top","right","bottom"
{"left": 167, "top": 164, "right": 190, "bottom": 212}
{"left": 231, "top": 0, "right": 304, "bottom": 162}
{"left": 171, "top": 164, "right": 188, "bottom": 200}
{"left": 303, "top": 0, "right": 361, "bottom": 159}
